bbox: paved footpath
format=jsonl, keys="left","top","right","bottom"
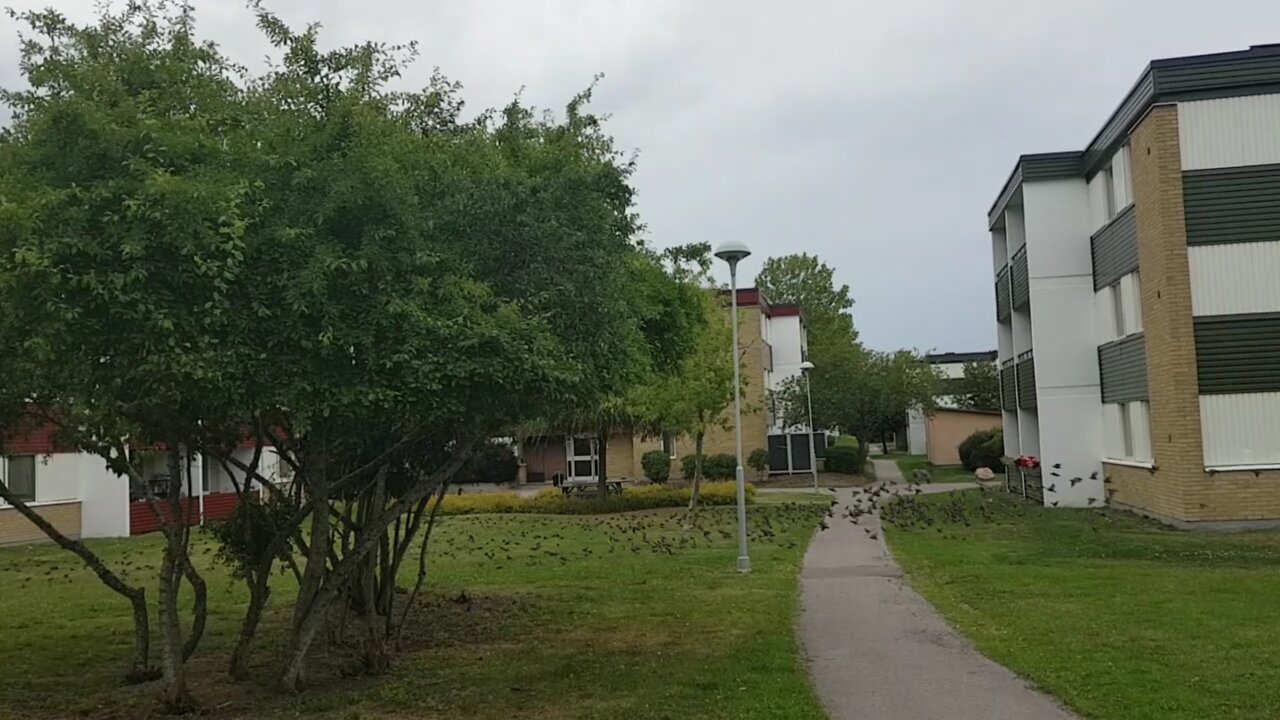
{"left": 798, "top": 459, "right": 1078, "bottom": 720}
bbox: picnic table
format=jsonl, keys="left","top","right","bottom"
{"left": 559, "top": 477, "right": 632, "bottom": 497}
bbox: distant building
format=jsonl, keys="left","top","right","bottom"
{"left": 988, "top": 44, "right": 1280, "bottom": 525}
{"left": 907, "top": 351, "right": 999, "bottom": 464}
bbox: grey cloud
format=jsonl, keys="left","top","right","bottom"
{"left": 5, "top": 0, "right": 1280, "bottom": 353}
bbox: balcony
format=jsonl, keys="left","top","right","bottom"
{"left": 1011, "top": 246, "right": 1030, "bottom": 311}
{"left": 1016, "top": 350, "right": 1037, "bottom": 410}
{"left": 995, "top": 265, "right": 1012, "bottom": 323}
{"left": 1000, "top": 359, "right": 1017, "bottom": 412}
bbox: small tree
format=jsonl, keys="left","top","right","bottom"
{"left": 641, "top": 450, "right": 671, "bottom": 484}
{"left": 954, "top": 361, "right": 1001, "bottom": 411}
{"left": 747, "top": 448, "right": 769, "bottom": 482}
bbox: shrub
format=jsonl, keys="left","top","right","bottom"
{"left": 824, "top": 444, "right": 862, "bottom": 475}
{"left": 434, "top": 481, "right": 755, "bottom": 516}
{"left": 679, "top": 453, "right": 737, "bottom": 480}
{"left": 747, "top": 448, "right": 769, "bottom": 481}
{"left": 455, "top": 440, "right": 520, "bottom": 485}
{"left": 958, "top": 427, "right": 1004, "bottom": 471}
{"left": 640, "top": 450, "right": 671, "bottom": 484}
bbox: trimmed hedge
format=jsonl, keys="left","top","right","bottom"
{"left": 958, "top": 427, "right": 1003, "bottom": 471}
{"left": 640, "top": 450, "right": 671, "bottom": 483}
{"left": 434, "top": 481, "right": 755, "bottom": 516}
{"left": 679, "top": 453, "right": 736, "bottom": 480}
{"left": 824, "top": 444, "right": 862, "bottom": 474}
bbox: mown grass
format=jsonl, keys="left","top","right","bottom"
{"left": 883, "top": 491, "right": 1280, "bottom": 720}
{"left": 0, "top": 501, "right": 828, "bottom": 720}
{"left": 893, "top": 454, "right": 984, "bottom": 483}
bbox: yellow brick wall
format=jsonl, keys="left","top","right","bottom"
{"left": 700, "top": 305, "right": 769, "bottom": 461}
{"left": 0, "top": 501, "right": 82, "bottom": 546}
{"left": 1118, "top": 105, "right": 1280, "bottom": 523}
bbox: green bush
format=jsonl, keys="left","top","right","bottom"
{"left": 455, "top": 440, "right": 520, "bottom": 485}
{"left": 434, "top": 481, "right": 755, "bottom": 516}
{"left": 679, "top": 453, "right": 737, "bottom": 480}
{"left": 958, "top": 427, "right": 1003, "bottom": 471}
{"left": 747, "top": 448, "right": 769, "bottom": 481}
{"left": 640, "top": 450, "right": 671, "bottom": 484}
{"left": 825, "top": 444, "right": 862, "bottom": 474}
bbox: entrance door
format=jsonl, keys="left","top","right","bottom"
{"left": 566, "top": 436, "right": 599, "bottom": 483}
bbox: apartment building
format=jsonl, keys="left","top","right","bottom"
{"left": 520, "top": 287, "right": 823, "bottom": 483}
{"left": 989, "top": 44, "right": 1280, "bottom": 525}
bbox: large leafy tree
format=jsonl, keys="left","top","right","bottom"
{"left": 754, "top": 253, "right": 858, "bottom": 347}
{"left": 0, "top": 0, "right": 699, "bottom": 705}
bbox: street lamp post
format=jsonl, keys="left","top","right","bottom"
{"left": 800, "top": 360, "right": 818, "bottom": 494}
{"left": 714, "top": 240, "right": 752, "bottom": 574}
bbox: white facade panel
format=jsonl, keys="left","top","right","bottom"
{"left": 1200, "top": 392, "right": 1280, "bottom": 467}
{"left": 1189, "top": 242, "right": 1280, "bottom": 316}
{"left": 79, "top": 460, "right": 129, "bottom": 538}
{"left": 1129, "top": 400, "right": 1152, "bottom": 463}
{"left": 907, "top": 408, "right": 927, "bottom": 456}
{"left": 1029, "top": 276, "right": 1102, "bottom": 389}
{"left": 1037, "top": 388, "right": 1105, "bottom": 507}
{"left": 1101, "top": 403, "right": 1124, "bottom": 460}
{"left": 32, "top": 454, "right": 80, "bottom": 503}
{"left": 992, "top": 229, "right": 1009, "bottom": 273}
{"left": 1002, "top": 410, "right": 1020, "bottom": 456}
{"left": 1022, "top": 179, "right": 1093, "bottom": 278}
{"left": 1086, "top": 173, "right": 1109, "bottom": 234}
{"left": 1178, "top": 94, "right": 1280, "bottom": 170}
{"left": 1005, "top": 207, "right": 1026, "bottom": 253}
{"left": 1095, "top": 287, "right": 1116, "bottom": 344}
{"left": 1017, "top": 410, "right": 1040, "bottom": 456}
{"left": 997, "top": 322, "right": 1013, "bottom": 361}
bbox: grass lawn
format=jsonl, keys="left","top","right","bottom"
{"left": 0, "top": 501, "right": 828, "bottom": 720}
{"left": 894, "top": 454, "right": 986, "bottom": 483}
{"left": 752, "top": 470, "right": 870, "bottom": 489}
{"left": 883, "top": 491, "right": 1280, "bottom": 720}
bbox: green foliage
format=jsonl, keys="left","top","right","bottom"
{"left": 680, "top": 453, "right": 736, "bottom": 480}
{"left": 747, "top": 448, "right": 769, "bottom": 481}
{"left": 772, "top": 347, "right": 938, "bottom": 470}
{"left": 754, "top": 253, "right": 858, "bottom": 346}
{"left": 832, "top": 435, "right": 859, "bottom": 449}
{"left": 640, "top": 450, "right": 671, "bottom": 484}
{"left": 958, "top": 428, "right": 1004, "bottom": 471}
{"left": 954, "top": 362, "right": 1001, "bottom": 411}
{"left": 207, "top": 495, "right": 300, "bottom": 581}
{"left": 455, "top": 442, "right": 520, "bottom": 486}
{"left": 824, "top": 445, "right": 863, "bottom": 475}
{"left": 435, "top": 482, "right": 755, "bottom": 515}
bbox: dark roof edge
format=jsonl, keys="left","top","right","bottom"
{"left": 987, "top": 152, "right": 1083, "bottom": 229}
{"left": 925, "top": 351, "right": 998, "bottom": 364}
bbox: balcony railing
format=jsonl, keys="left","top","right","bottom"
{"left": 1016, "top": 351, "right": 1036, "bottom": 410}
{"left": 1011, "top": 247, "right": 1030, "bottom": 311}
{"left": 995, "top": 265, "right": 1012, "bottom": 323}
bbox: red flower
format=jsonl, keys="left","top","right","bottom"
{"left": 1014, "top": 455, "right": 1041, "bottom": 469}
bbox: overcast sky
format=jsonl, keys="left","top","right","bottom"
{"left": 5, "top": 1, "right": 1280, "bottom": 352}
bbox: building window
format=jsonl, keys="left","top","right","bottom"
{"left": 662, "top": 433, "right": 677, "bottom": 458}
{"left": 1111, "top": 283, "right": 1126, "bottom": 337}
{"left": 1118, "top": 403, "right": 1134, "bottom": 459}
{"left": 1103, "top": 164, "right": 1117, "bottom": 219}
{"left": 1129, "top": 272, "right": 1143, "bottom": 333}
{"left": 5, "top": 455, "right": 36, "bottom": 502}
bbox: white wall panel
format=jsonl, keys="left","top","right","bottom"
{"left": 1129, "top": 400, "right": 1152, "bottom": 463}
{"left": 1200, "top": 392, "right": 1280, "bottom": 467}
{"left": 32, "top": 454, "right": 80, "bottom": 503}
{"left": 1101, "top": 403, "right": 1123, "bottom": 460}
{"left": 1037, "top": 389, "right": 1105, "bottom": 507}
{"left": 1087, "top": 174, "right": 1109, "bottom": 234}
{"left": 1189, "top": 242, "right": 1280, "bottom": 316}
{"left": 1029, "top": 276, "right": 1101, "bottom": 388}
{"left": 1018, "top": 410, "right": 1040, "bottom": 456}
{"left": 1005, "top": 207, "right": 1026, "bottom": 253}
{"left": 1179, "top": 95, "right": 1280, "bottom": 170}
{"left": 1095, "top": 287, "right": 1117, "bottom": 344}
{"left": 80, "top": 460, "right": 129, "bottom": 538}
{"left": 1023, "top": 179, "right": 1093, "bottom": 278}
{"left": 992, "top": 229, "right": 1009, "bottom": 273}
{"left": 1002, "top": 410, "right": 1020, "bottom": 455}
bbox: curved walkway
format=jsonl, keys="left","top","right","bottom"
{"left": 798, "top": 459, "right": 1078, "bottom": 720}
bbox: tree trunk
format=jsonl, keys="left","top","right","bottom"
{"left": 687, "top": 432, "right": 705, "bottom": 511}
{"left": 157, "top": 447, "right": 195, "bottom": 712}
{"left": 280, "top": 453, "right": 468, "bottom": 692}
{"left": 396, "top": 481, "right": 448, "bottom": 648}
{"left": 0, "top": 479, "right": 155, "bottom": 681}
{"left": 180, "top": 555, "right": 207, "bottom": 662}
{"left": 229, "top": 574, "right": 270, "bottom": 679}
{"left": 880, "top": 432, "right": 889, "bottom": 456}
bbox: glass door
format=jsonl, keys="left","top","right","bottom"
{"left": 566, "top": 436, "right": 598, "bottom": 483}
